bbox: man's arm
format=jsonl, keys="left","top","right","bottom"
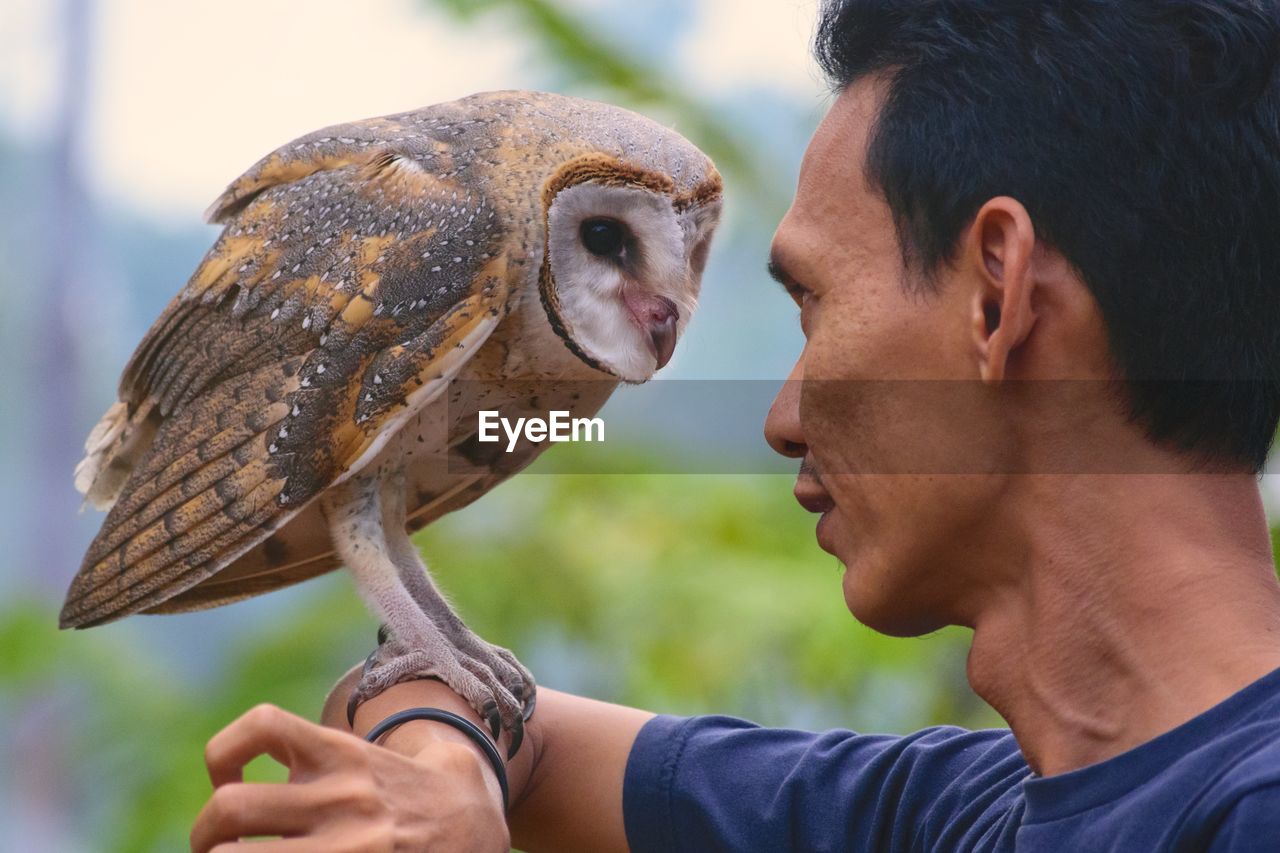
{"left": 320, "top": 667, "right": 653, "bottom": 853}
{"left": 192, "top": 667, "right": 649, "bottom": 852}
{"left": 199, "top": 664, "right": 1031, "bottom": 852}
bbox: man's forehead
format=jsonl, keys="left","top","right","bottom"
{"left": 775, "top": 79, "right": 888, "bottom": 271}
{"left": 797, "top": 79, "right": 882, "bottom": 203}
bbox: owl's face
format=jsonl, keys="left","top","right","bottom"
{"left": 544, "top": 181, "right": 721, "bottom": 382}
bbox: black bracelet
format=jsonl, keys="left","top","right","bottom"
{"left": 364, "top": 707, "right": 510, "bottom": 811}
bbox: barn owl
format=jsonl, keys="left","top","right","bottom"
{"left": 60, "top": 90, "right": 723, "bottom": 748}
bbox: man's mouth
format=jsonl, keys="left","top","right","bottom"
{"left": 794, "top": 458, "right": 838, "bottom": 554}
{"left": 794, "top": 483, "right": 834, "bottom": 514}
{"left": 793, "top": 458, "right": 834, "bottom": 514}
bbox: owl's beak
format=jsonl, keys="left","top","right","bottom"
{"left": 625, "top": 292, "right": 679, "bottom": 370}
{"left": 648, "top": 309, "right": 678, "bottom": 370}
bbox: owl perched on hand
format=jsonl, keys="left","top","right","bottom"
{"left": 60, "top": 90, "right": 722, "bottom": 746}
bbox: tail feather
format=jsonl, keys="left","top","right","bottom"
{"left": 100, "top": 457, "right": 272, "bottom": 582}
{"left": 61, "top": 477, "right": 284, "bottom": 628}
{"left": 73, "top": 400, "right": 160, "bottom": 511}
{"left": 85, "top": 404, "right": 285, "bottom": 564}
{"left": 62, "top": 361, "right": 302, "bottom": 629}
{"left": 73, "top": 402, "right": 128, "bottom": 500}
{"left": 149, "top": 549, "right": 342, "bottom": 614}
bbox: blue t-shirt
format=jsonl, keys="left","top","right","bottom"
{"left": 623, "top": 667, "right": 1280, "bottom": 851}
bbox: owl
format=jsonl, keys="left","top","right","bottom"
{"left": 60, "top": 90, "right": 723, "bottom": 748}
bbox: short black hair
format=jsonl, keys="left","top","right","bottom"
{"left": 816, "top": 0, "right": 1280, "bottom": 471}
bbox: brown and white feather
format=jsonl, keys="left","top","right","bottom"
{"left": 62, "top": 90, "right": 722, "bottom": 629}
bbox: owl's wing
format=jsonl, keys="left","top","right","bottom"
{"left": 138, "top": 424, "right": 555, "bottom": 614}
{"left": 61, "top": 136, "right": 513, "bottom": 628}
{"left": 140, "top": 410, "right": 595, "bottom": 615}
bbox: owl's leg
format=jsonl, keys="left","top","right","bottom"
{"left": 379, "top": 473, "right": 536, "bottom": 720}
{"left": 321, "top": 474, "right": 523, "bottom": 740}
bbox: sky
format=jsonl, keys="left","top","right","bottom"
{"left": 0, "top": 0, "right": 826, "bottom": 220}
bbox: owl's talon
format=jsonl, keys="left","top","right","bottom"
{"left": 362, "top": 646, "right": 381, "bottom": 677}
{"left": 522, "top": 689, "right": 537, "bottom": 723}
{"left": 346, "top": 687, "right": 362, "bottom": 728}
{"left": 481, "top": 699, "right": 502, "bottom": 741}
{"left": 347, "top": 653, "right": 392, "bottom": 727}
{"left": 352, "top": 618, "right": 533, "bottom": 755}
{"left": 507, "top": 712, "right": 525, "bottom": 760}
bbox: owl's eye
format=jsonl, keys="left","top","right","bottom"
{"left": 580, "top": 218, "right": 626, "bottom": 258}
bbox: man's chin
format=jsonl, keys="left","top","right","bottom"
{"left": 841, "top": 565, "right": 943, "bottom": 638}
{"left": 823, "top": 515, "right": 934, "bottom": 636}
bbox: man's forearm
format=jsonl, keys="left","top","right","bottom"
{"left": 323, "top": 669, "right": 653, "bottom": 852}
{"left": 507, "top": 688, "right": 653, "bottom": 852}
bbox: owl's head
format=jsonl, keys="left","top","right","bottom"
{"left": 541, "top": 173, "right": 721, "bottom": 382}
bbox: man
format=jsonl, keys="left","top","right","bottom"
{"left": 190, "top": 1, "right": 1280, "bottom": 850}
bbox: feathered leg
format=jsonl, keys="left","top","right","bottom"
{"left": 321, "top": 473, "right": 525, "bottom": 739}
{"left": 379, "top": 472, "right": 536, "bottom": 715}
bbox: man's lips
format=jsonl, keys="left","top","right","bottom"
{"left": 793, "top": 476, "right": 834, "bottom": 514}
{"left": 796, "top": 475, "right": 837, "bottom": 554}
{"left": 795, "top": 463, "right": 837, "bottom": 554}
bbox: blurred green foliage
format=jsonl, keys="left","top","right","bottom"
{"left": 1, "top": 468, "right": 999, "bottom": 851}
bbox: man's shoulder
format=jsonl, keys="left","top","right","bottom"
{"left": 645, "top": 713, "right": 1023, "bottom": 772}
{"left": 1191, "top": 700, "right": 1280, "bottom": 792}
{"left": 626, "top": 715, "right": 1028, "bottom": 853}
{"left": 1204, "top": 781, "right": 1280, "bottom": 851}
{"left": 1148, "top": 692, "right": 1280, "bottom": 850}
{"left": 1203, "top": 722, "right": 1280, "bottom": 806}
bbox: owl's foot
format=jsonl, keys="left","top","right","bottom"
{"left": 351, "top": 631, "right": 535, "bottom": 758}
{"left": 448, "top": 630, "right": 537, "bottom": 723}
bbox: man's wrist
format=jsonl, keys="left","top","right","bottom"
{"left": 323, "top": 663, "right": 542, "bottom": 808}
{"left": 327, "top": 668, "right": 535, "bottom": 811}
{"left": 353, "top": 679, "right": 507, "bottom": 749}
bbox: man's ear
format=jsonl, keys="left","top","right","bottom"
{"left": 966, "top": 197, "right": 1039, "bottom": 383}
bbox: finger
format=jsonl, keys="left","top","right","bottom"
{"left": 205, "top": 704, "right": 345, "bottom": 788}
{"left": 191, "top": 782, "right": 323, "bottom": 853}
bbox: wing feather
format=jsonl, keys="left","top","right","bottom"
{"left": 63, "top": 125, "right": 513, "bottom": 628}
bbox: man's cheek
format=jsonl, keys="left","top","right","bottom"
{"left": 798, "top": 386, "right": 835, "bottom": 460}
{"left": 801, "top": 379, "right": 872, "bottom": 471}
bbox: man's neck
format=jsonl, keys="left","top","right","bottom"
{"left": 966, "top": 472, "right": 1280, "bottom": 777}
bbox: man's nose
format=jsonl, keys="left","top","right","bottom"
{"left": 765, "top": 357, "right": 807, "bottom": 459}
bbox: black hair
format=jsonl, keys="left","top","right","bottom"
{"left": 815, "top": 0, "right": 1280, "bottom": 471}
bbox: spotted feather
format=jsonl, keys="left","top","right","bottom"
{"left": 63, "top": 90, "right": 722, "bottom": 656}
{"left": 61, "top": 134, "right": 515, "bottom": 628}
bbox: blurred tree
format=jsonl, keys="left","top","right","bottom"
{"left": 426, "top": 0, "right": 762, "bottom": 191}
{"left": 0, "top": 463, "right": 1000, "bottom": 852}
{"left": 14, "top": 448, "right": 1276, "bottom": 849}
{"left": 32, "top": 0, "right": 93, "bottom": 584}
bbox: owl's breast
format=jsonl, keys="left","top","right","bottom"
{"left": 379, "top": 291, "right": 617, "bottom": 529}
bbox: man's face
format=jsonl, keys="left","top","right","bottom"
{"left": 765, "top": 79, "right": 1009, "bottom": 636}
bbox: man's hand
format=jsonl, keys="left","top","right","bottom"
{"left": 190, "top": 703, "right": 509, "bottom": 852}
